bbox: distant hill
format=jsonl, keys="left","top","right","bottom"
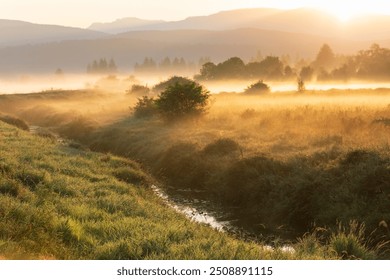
{"left": 88, "top": 18, "right": 166, "bottom": 34}
{"left": 0, "top": 19, "right": 106, "bottom": 47}
{"left": 87, "top": 8, "right": 390, "bottom": 41}
{"left": 1, "top": 8, "right": 390, "bottom": 74}
{"left": 0, "top": 28, "right": 382, "bottom": 75}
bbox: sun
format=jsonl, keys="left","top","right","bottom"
{"left": 319, "top": 2, "right": 369, "bottom": 22}
{"left": 333, "top": 9, "right": 354, "bottom": 22}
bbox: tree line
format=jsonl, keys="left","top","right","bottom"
{"left": 194, "top": 44, "right": 390, "bottom": 82}
{"left": 134, "top": 56, "right": 210, "bottom": 74}
{"left": 87, "top": 58, "right": 117, "bottom": 74}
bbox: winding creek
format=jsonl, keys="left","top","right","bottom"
{"left": 29, "top": 125, "right": 295, "bottom": 252}
{"left": 151, "top": 185, "right": 231, "bottom": 231}
{"left": 151, "top": 185, "right": 295, "bottom": 253}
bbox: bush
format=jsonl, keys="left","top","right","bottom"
{"left": 152, "top": 76, "right": 193, "bottom": 93}
{"left": 240, "top": 109, "right": 257, "bottom": 119}
{"left": 132, "top": 96, "right": 157, "bottom": 118}
{"left": 157, "top": 143, "right": 207, "bottom": 189}
{"left": 297, "top": 78, "right": 306, "bottom": 93}
{"left": 58, "top": 117, "right": 97, "bottom": 141}
{"left": 155, "top": 80, "right": 210, "bottom": 121}
{"left": 330, "top": 221, "right": 377, "bottom": 260}
{"left": 0, "top": 114, "right": 29, "bottom": 131}
{"left": 202, "top": 138, "right": 240, "bottom": 157}
{"left": 127, "top": 84, "right": 150, "bottom": 96}
{"left": 244, "top": 80, "right": 270, "bottom": 95}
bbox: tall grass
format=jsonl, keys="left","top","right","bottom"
{"left": 1, "top": 89, "right": 389, "bottom": 259}
{"left": 1, "top": 121, "right": 335, "bottom": 260}
{"left": 82, "top": 91, "right": 390, "bottom": 254}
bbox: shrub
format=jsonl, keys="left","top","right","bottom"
{"left": 297, "top": 78, "right": 306, "bottom": 93}
{"left": 132, "top": 96, "right": 157, "bottom": 118}
{"left": 152, "top": 76, "right": 193, "bottom": 93}
{"left": 157, "top": 143, "right": 207, "bottom": 189}
{"left": 58, "top": 117, "right": 97, "bottom": 141}
{"left": 340, "top": 150, "right": 381, "bottom": 167}
{"left": 155, "top": 80, "right": 210, "bottom": 121}
{"left": 127, "top": 84, "right": 150, "bottom": 96}
{"left": 240, "top": 108, "right": 257, "bottom": 119}
{"left": 0, "top": 114, "right": 29, "bottom": 131}
{"left": 202, "top": 138, "right": 240, "bottom": 157}
{"left": 329, "top": 221, "right": 377, "bottom": 260}
{"left": 244, "top": 80, "right": 270, "bottom": 95}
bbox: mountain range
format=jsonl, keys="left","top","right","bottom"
{"left": 1, "top": 8, "right": 390, "bottom": 74}
{"left": 88, "top": 8, "right": 390, "bottom": 41}
{"left": 0, "top": 19, "right": 105, "bottom": 47}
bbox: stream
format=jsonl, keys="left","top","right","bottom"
{"left": 29, "top": 125, "right": 295, "bottom": 252}
{"left": 151, "top": 185, "right": 232, "bottom": 232}
{"left": 151, "top": 185, "right": 295, "bottom": 253}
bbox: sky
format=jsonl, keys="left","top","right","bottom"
{"left": 2, "top": 0, "right": 390, "bottom": 28}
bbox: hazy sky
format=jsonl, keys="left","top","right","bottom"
{"left": 2, "top": 0, "right": 390, "bottom": 27}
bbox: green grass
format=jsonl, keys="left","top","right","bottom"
{"left": 1, "top": 89, "right": 389, "bottom": 259}
{"left": 0, "top": 121, "right": 327, "bottom": 260}
{"left": 81, "top": 96, "right": 390, "bottom": 243}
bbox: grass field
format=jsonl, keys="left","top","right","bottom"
{"left": 1, "top": 87, "right": 389, "bottom": 259}
{"left": 3, "top": 120, "right": 345, "bottom": 260}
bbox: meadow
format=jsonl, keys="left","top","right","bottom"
{"left": 1, "top": 120, "right": 295, "bottom": 260}
{"left": 1, "top": 84, "right": 389, "bottom": 259}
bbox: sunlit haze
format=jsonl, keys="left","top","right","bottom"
{"left": 1, "top": 0, "right": 390, "bottom": 27}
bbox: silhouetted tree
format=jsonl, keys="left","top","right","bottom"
{"left": 355, "top": 44, "right": 390, "bottom": 79}
{"left": 198, "top": 56, "right": 211, "bottom": 67}
{"left": 195, "top": 62, "right": 217, "bottom": 81}
{"left": 258, "top": 56, "right": 284, "bottom": 79}
{"left": 132, "top": 96, "right": 157, "bottom": 118}
{"left": 153, "top": 76, "right": 194, "bottom": 93}
{"left": 217, "top": 57, "right": 246, "bottom": 79}
{"left": 87, "top": 58, "right": 117, "bottom": 74}
{"left": 108, "top": 58, "right": 117, "bottom": 73}
{"left": 155, "top": 80, "right": 210, "bottom": 120}
{"left": 197, "top": 56, "right": 286, "bottom": 81}
{"left": 284, "top": 65, "right": 295, "bottom": 79}
{"left": 127, "top": 84, "right": 150, "bottom": 96}
{"left": 297, "top": 78, "right": 305, "bottom": 93}
{"left": 134, "top": 57, "right": 157, "bottom": 72}
{"left": 244, "top": 80, "right": 270, "bottom": 94}
{"left": 299, "top": 66, "right": 314, "bottom": 81}
{"left": 313, "top": 44, "right": 335, "bottom": 71}
{"left": 55, "top": 68, "right": 63, "bottom": 76}
{"left": 159, "top": 57, "right": 172, "bottom": 70}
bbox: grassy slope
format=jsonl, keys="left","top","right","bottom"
{"left": 1, "top": 89, "right": 388, "bottom": 259}
{"left": 0, "top": 121, "right": 321, "bottom": 260}
{"left": 87, "top": 93, "right": 390, "bottom": 234}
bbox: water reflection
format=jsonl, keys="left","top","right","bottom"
{"left": 151, "top": 185, "right": 295, "bottom": 253}
{"left": 151, "top": 185, "right": 230, "bottom": 231}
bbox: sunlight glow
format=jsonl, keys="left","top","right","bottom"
{"left": 316, "top": 1, "right": 387, "bottom": 22}
{"left": 1, "top": 0, "right": 390, "bottom": 27}
{"left": 333, "top": 9, "right": 354, "bottom": 22}
{"left": 322, "top": 4, "right": 362, "bottom": 22}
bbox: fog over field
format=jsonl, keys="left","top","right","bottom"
{"left": 1, "top": 5, "right": 390, "bottom": 261}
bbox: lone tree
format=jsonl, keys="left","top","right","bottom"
{"left": 155, "top": 80, "right": 210, "bottom": 120}
{"left": 297, "top": 77, "right": 306, "bottom": 93}
{"left": 152, "top": 76, "right": 193, "bottom": 93}
{"left": 244, "top": 80, "right": 270, "bottom": 94}
{"left": 132, "top": 96, "right": 157, "bottom": 118}
{"left": 314, "top": 43, "right": 335, "bottom": 71}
